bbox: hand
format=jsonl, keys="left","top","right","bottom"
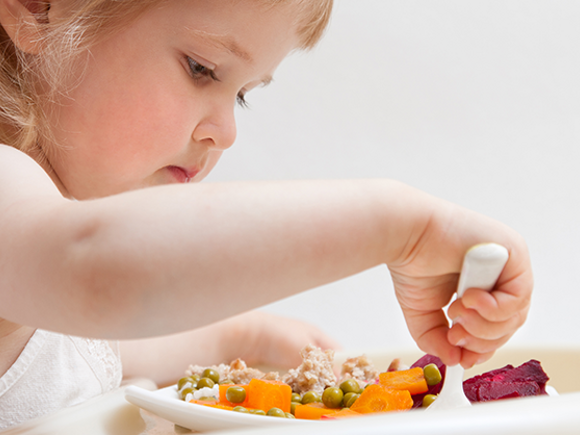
{"left": 387, "top": 202, "right": 533, "bottom": 369}
{"left": 120, "top": 310, "right": 341, "bottom": 386}
{"left": 216, "top": 311, "right": 342, "bottom": 369}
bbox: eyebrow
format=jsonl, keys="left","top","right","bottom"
{"left": 184, "top": 27, "right": 253, "bottom": 63}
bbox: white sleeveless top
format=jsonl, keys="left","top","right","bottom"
{"left": 0, "top": 329, "right": 123, "bottom": 430}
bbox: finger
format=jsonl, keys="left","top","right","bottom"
{"left": 460, "top": 286, "right": 531, "bottom": 323}
{"left": 447, "top": 322, "right": 512, "bottom": 354}
{"left": 447, "top": 299, "right": 527, "bottom": 340}
{"left": 458, "top": 241, "right": 533, "bottom": 322}
{"left": 459, "top": 349, "right": 496, "bottom": 369}
{"left": 402, "top": 308, "right": 461, "bottom": 366}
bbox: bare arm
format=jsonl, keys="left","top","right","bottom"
{"left": 0, "top": 146, "right": 429, "bottom": 336}
{"left": 0, "top": 146, "right": 532, "bottom": 366}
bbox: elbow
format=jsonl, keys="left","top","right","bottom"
{"left": 64, "top": 219, "right": 145, "bottom": 338}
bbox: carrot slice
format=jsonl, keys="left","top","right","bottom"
{"left": 245, "top": 379, "right": 292, "bottom": 413}
{"left": 378, "top": 367, "right": 429, "bottom": 395}
{"left": 191, "top": 402, "right": 235, "bottom": 411}
{"left": 190, "top": 398, "right": 219, "bottom": 406}
{"left": 320, "top": 408, "right": 364, "bottom": 419}
{"left": 294, "top": 402, "right": 340, "bottom": 420}
{"left": 350, "top": 384, "right": 413, "bottom": 413}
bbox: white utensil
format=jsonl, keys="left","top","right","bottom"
{"left": 427, "top": 243, "right": 509, "bottom": 411}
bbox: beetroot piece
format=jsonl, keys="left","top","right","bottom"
{"left": 462, "top": 359, "right": 549, "bottom": 402}
{"left": 410, "top": 354, "right": 447, "bottom": 408}
{"left": 475, "top": 381, "right": 540, "bottom": 401}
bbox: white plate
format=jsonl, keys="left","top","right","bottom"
{"left": 124, "top": 384, "right": 576, "bottom": 434}
{"left": 124, "top": 384, "right": 318, "bottom": 432}
{"left": 212, "top": 392, "right": 580, "bottom": 435}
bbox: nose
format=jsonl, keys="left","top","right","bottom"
{"left": 192, "top": 100, "right": 237, "bottom": 151}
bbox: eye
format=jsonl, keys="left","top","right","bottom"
{"left": 186, "top": 56, "right": 218, "bottom": 81}
{"left": 185, "top": 55, "right": 248, "bottom": 108}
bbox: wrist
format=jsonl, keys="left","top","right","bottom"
{"left": 375, "top": 179, "right": 442, "bottom": 266}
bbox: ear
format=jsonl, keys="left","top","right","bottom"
{"left": 0, "top": 0, "right": 46, "bottom": 54}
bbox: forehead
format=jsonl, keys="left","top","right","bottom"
{"left": 153, "top": 0, "right": 300, "bottom": 60}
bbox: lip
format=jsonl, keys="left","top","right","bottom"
{"left": 167, "top": 166, "right": 198, "bottom": 183}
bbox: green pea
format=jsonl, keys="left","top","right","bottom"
{"left": 233, "top": 406, "right": 249, "bottom": 413}
{"left": 177, "top": 377, "right": 192, "bottom": 390}
{"left": 422, "top": 394, "right": 438, "bottom": 408}
{"left": 179, "top": 387, "right": 196, "bottom": 400}
{"left": 197, "top": 377, "right": 215, "bottom": 389}
{"left": 285, "top": 412, "right": 295, "bottom": 419}
{"left": 219, "top": 379, "right": 234, "bottom": 385}
{"left": 290, "top": 402, "right": 300, "bottom": 415}
{"left": 339, "top": 379, "right": 360, "bottom": 395}
{"left": 301, "top": 391, "right": 321, "bottom": 404}
{"left": 342, "top": 392, "right": 360, "bottom": 408}
{"left": 322, "top": 387, "right": 344, "bottom": 409}
{"left": 291, "top": 393, "right": 301, "bottom": 403}
{"left": 267, "top": 407, "right": 286, "bottom": 418}
{"left": 190, "top": 374, "right": 201, "bottom": 382}
{"left": 226, "top": 386, "right": 247, "bottom": 404}
{"left": 250, "top": 409, "right": 266, "bottom": 416}
{"left": 179, "top": 379, "right": 198, "bottom": 391}
{"left": 202, "top": 368, "right": 220, "bottom": 384}
{"left": 423, "top": 364, "right": 442, "bottom": 386}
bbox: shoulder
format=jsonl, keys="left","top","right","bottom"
{"left": 0, "top": 143, "right": 38, "bottom": 162}
{"left": 0, "top": 144, "right": 62, "bottom": 200}
{"left": 0, "top": 143, "right": 50, "bottom": 172}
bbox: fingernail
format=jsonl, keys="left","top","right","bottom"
{"left": 454, "top": 338, "right": 467, "bottom": 347}
{"left": 452, "top": 316, "right": 464, "bottom": 326}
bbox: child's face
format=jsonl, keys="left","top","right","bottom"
{"left": 43, "top": 0, "right": 298, "bottom": 199}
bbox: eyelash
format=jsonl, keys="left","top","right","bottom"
{"left": 186, "top": 56, "right": 248, "bottom": 109}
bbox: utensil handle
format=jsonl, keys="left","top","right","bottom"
{"left": 456, "top": 243, "right": 509, "bottom": 298}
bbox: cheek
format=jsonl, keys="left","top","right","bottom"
{"left": 59, "top": 72, "right": 195, "bottom": 168}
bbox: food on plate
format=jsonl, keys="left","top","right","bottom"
{"left": 281, "top": 345, "right": 338, "bottom": 395}
{"left": 463, "top": 359, "right": 549, "bottom": 402}
{"left": 409, "top": 354, "right": 447, "bottom": 408}
{"left": 349, "top": 384, "right": 413, "bottom": 414}
{"left": 378, "top": 367, "right": 428, "bottom": 395}
{"left": 186, "top": 357, "right": 279, "bottom": 385}
{"left": 174, "top": 345, "right": 551, "bottom": 420}
{"left": 340, "top": 354, "right": 380, "bottom": 383}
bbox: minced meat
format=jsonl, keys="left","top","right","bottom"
{"left": 281, "top": 344, "right": 336, "bottom": 395}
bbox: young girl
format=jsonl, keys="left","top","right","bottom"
{"left": 0, "top": 0, "right": 532, "bottom": 430}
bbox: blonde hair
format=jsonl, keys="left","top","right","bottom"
{"left": 0, "top": 0, "right": 333, "bottom": 153}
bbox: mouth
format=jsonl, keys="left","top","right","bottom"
{"left": 167, "top": 166, "right": 198, "bottom": 183}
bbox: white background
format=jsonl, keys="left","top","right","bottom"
{"left": 206, "top": 1, "right": 580, "bottom": 353}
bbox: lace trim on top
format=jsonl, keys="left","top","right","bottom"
{"left": 70, "top": 336, "right": 122, "bottom": 393}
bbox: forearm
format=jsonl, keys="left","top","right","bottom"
{"left": 2, "top": 179, "right": 437, "bottom": 338}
